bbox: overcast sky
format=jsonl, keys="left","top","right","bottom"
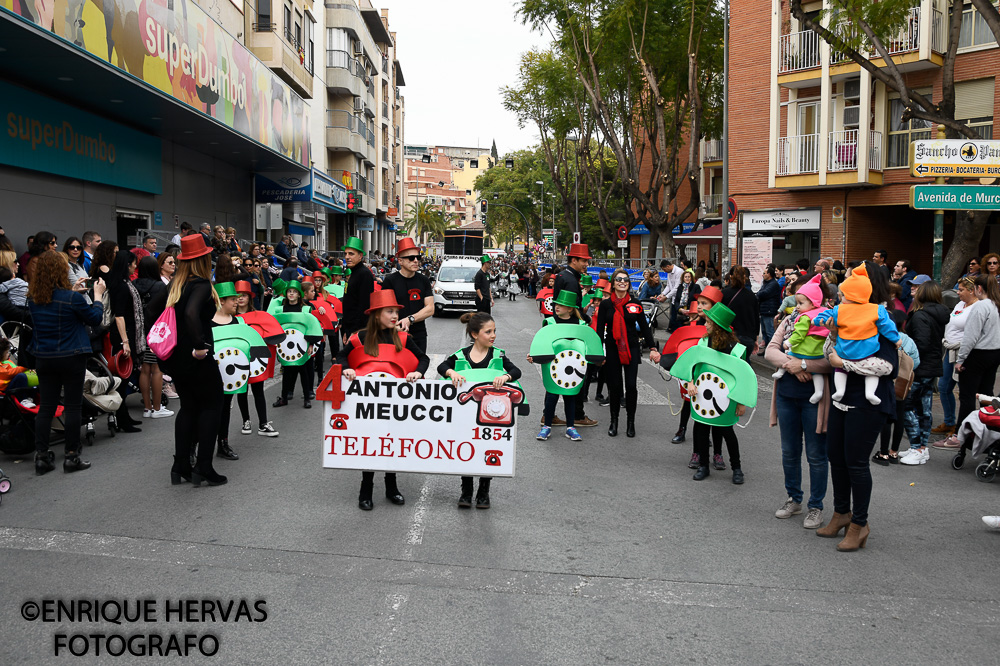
{"left": 381, "top": 0, "right": 548, "bottom": 154}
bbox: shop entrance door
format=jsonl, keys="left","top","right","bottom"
{"left": 116, "top": 210, "right": 151, "bottom": 250}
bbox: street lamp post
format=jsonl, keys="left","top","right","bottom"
{"left": 535, "top": 180, "right": 544, "bottom": 255}
{"left": 567, "top": 135, "right": 580, "bottom": 235}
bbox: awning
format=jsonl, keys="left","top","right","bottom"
{"left": 673, "top": 225, "right": 722, "bottom": 245}
{"left": 288, "top": 223, "right": 315, "bottom": 237}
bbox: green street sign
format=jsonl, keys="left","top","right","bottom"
{"left": 909, "top": 185, "right": 1000, "bottom": 210}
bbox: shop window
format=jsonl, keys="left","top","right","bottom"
{"left": 959, "top": 2, "right": 998, "bottom": 50}
{"left": 886, "top": 95, "right": 933, "bottom": 168}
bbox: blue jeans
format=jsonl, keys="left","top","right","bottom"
{"left": 939, "top": 355, "right": 956, "bottom": 426}
{"left": 903, "top": 377, "right": 935, "bottom": 448}
{"left": 761, "top": 316, "right": 776, "bottom": 348}
{"left": 775, "top": 395, "right": 828, "bottom": 510}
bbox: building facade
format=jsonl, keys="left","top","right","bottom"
{"left": 403, "top": 145, "right": 490, "bottom": 227}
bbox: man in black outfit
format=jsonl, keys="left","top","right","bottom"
{"left": 382, "top": 238, "right": 434, "bottom": 352}
{"left": 474, "top": 255, "right": 494, "bottom": 314}
{"left": 552, "top": 242, "right": 599, "bottom": 428}
{"left": 340, "top": 236, "right": 375, "bottom": 342}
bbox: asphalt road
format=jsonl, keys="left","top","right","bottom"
{"left": 1, "top": 296, "right": 998, "bottom": 665}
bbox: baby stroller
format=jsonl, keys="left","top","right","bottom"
{"left": 0, "top": 386, "right": 64, "bottom": 456}
{"left": 641, "top": 299, "right": 670, "bottom": 330}
{"left": 952, "top": 401, "right": 1000, "bottom": 482}
{"left": 82, "top": 358, "right": 123, "bottom": 444}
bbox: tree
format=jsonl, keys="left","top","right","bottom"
{"left": 789, "top": 0, "right": 990, "bottom": 286}
{"left": 518, "top": 0, "right": 724, "bottom": 259}
{"left": 402, "top": 200, "right": 454, "bottom": 244}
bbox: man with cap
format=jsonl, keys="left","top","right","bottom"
{"left": 553, "top": 242, "right": 599, "bottom": 427}
{"left": 382, "top": 238, "right": 434, "bottom": 352}
{"left": 474, "top": 255, "right": 494, "bottom": 314}
{"left": 340, "top": 236, "right": 375, "bottom": 343}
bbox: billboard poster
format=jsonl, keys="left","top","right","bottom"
{"left": 742, "top": 236, "right": 773, "bottom": 292}
{"left": 2, "top": 0, "right": 310, "bottom": 166}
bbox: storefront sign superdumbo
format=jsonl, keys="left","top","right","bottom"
{"left": 321, "top": 375, "right": 524, "bottom": 476}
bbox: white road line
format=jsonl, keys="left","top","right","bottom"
{"left": 403, "top": 480, "right": 432, "bottom": 555}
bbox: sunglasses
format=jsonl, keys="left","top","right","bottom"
{"left": 48, "top": 240, "right": 58, "bottom": 245}
{"left": 68, "top": 245, "right": 82, "bottom": 250}
{"left": 614, "top": 276, "right": 630, "bottom": 282}
{"left": 399, "top": 255, "right": 419, "bottom": 261}
{"left": 970, "top": 261, "right": 979, "bottom": 266}
{"left": 989, "top": 261, "right": 999, "bottom": 265}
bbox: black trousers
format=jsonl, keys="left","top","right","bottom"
{"left": 879, "top": 398, "right": 907, "bottom": 455}
{"left": 409, "top": 329, "right": 427, "bottom": 355}
{"left": 476, "top": 298, "right": 491, "bottom": 315}
{"left": 543, "top": 392, "right": 575, "bottom": 427}
{"left": 237, "top": 382, "right": 268, "bottom": 427}
{"left": 605, "top": 359, "right": 638, "bottom": 418}
{"left": 313, "top": 339, "right": 326, "bottom": 375}
{"left": 281, "top": 364, "right": 313, "bottom": 399}
{"left": 360, "top": 471, "right": 399, "bottom": 499}
{"left": 694, "top": 422, "right": 741, "bottom": 468}
{"left": 34, "top": 354, "right": 87, "bottom": 455}
{"left": 174, "top": 363, "right": 224, "bottom": 471}
{"left": 220, "top": 394, "right": 233, "bottom": 442}
{"left": 958, "top": 348, "right": 1000, "bottom": 426}
{"left": 827, "top": 404, "right": 886, "bottom": 526}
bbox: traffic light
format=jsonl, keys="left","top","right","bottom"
{"left": 505, "top": 158, "right": 514, "bottom": 169}
{"left": 480, "top": 200, "right": 488, "bottom": 215}
{"left": 346, "top": 190, "right": 357, "bottom": 211}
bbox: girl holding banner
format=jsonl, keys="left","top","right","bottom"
{"left": 338, "top": 290, "right": 430, "bottom": 511}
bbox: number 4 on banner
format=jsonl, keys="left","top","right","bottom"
{"left": 316, "top": 364, "right": 346, "bottom": 409}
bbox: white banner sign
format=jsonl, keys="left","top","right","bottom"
{"left": 741, "top": 236, "right": 773, "bottom": 292}
{"left": 322, "top": 377, "right": 522, "bottom": 476}
{"left": 742, "top": 208, "right": 821, "bottom": 232}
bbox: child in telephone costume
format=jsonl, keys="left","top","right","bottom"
{"left": 438, "top": 312, "right": 526, "bottom": 509}
{"left": 337, "top": 290, "right": 430, "bottom": 511}
{"left": 671, "top": 303, "right": 758, "bottom": 484}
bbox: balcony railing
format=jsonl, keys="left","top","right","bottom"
{"left": 779, "top": 30, "right": 821, "bottom": 73}
{"left": 777, "top": 134, "right": 820, "bottom": 175}
{"left": 327, "top": 49, "right": 363, "bottom": 75}
{"left": 253, "top": 21, "right": 276, "bottom": 32}
{"left": 327, "top": 109, "right": 359, "bottom": 132}
{"left": 702, "top": 139, "right": 723, "bottom": 162}
{"left": 828, "top": 129, "right": 884, "bottom": 172}
{"left": 830, "top": 7, "right": 944, "bottom": 64}
{"left": 703, "top": 193, "right": 724, "bottom": 213}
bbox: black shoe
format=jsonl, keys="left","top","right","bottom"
{"left": 476, "top": 493, "right": 491, "bottom": 509}
{"left": 386, "top": 492, "right": 405, "bottom": 505}
{"left": 272, "top": 397, "right": 288, "bottom": 408}
{"left": 626, "top": 418, "right": 636, "bottom": 438}
{"left": 608, "top": 417, "right": 618, "bottom": 437}
{"left": 598, "top": 397, "right": 610, "bottom": 407}
{"left": 171, "top": 454, "right": 192, "bottom": 485}
{"left": 693, "top": 466, "right": 710, "bottom": 481}
{"left": 671, "top": 427, "right": 686, "bottom": 444}
{"left": 303, "top": 398, "right": 312, "bottom": 409}
{"left": 63, "top": 455, "right": 91, "bottom": 473}
{"left": 35, "top": 451, "right": 55, "bottom": 476}
{"left": 595, "top": 393, "right": 606, "bottom": 402}
{"left": 359, "top": 499, "right": 374, "bottom": 511}
{"left": 217, "top": 440, "right": 239, "bottom": 461}
{"left": 732, "top": 468, "right": 745, "bottom": 485}
{"left": 458, "top": 493, "right": 473, "bottom": 508}
{"left": 191, "top": 467, "right": 228, "bottom": 487}
{"left": 119, "top": 423, "right": 142, "bottom": 433}
{"left": 307, "top": 392, "right": 315, "bottom": 400}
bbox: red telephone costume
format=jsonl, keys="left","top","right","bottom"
{"left": 346, "top": 331, "right": 420, "bottom": 378}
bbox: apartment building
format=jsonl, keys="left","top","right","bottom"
{"left": 404, "top": 145, "right": 491, "bottom": 227}
{"left": 726, "top": 0, "right": 998, "bottom": 270}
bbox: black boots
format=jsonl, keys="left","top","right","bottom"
{"left": 34, "top": 451, "right": 55, "bottom": 475}
{"left": 360, "top": 472, "right": 404, "bottom": 509}
{"left": 693, "top": 466, "right": 710, "bottom": 481}
{"left": 608, "top": 417, "right": 619, "bottom": 437}
{"left": 192, "top": 437, "right": 227, "bottom": 487}
{"left": 626, "top": 417, "right": 636, "bottom": 438}
{"left": 303, "top": 396, "right": 312, "bottom": 409}
{"left": 217, "top": 439, "right": 239, "bottom": 460}
{"left": 732, "top": 468, "right": 745, "bottom": 485}
{"left": 272, "top": 396, "right": 288, "bottom": 408}
{"left": 671, "top": 426, "right": 686, "bottom": 443}
{"left": 385, "top": 473, "right": 405, "bottom": 505}
{"left": 171, "top": 455, "right": 192, "bottom": 485}
{"left": 475, "top": 478, "right": 491, "bottom": 509}
{"left": 458, "top": 477, "right": 474, "bottom": 508}
{"left": 63, "top": 453, "right": 91, "bottom": 473}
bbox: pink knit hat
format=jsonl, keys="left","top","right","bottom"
{"left": 796, "top": 274, "right": 825, "bottom": 308}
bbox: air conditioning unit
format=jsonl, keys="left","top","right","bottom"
{"left": 843, "top": 105, "right": 861, "bottom": 128}
{"left": 844, "top": 79, "right": 861, "bottom": 101}
{"left": 353, "top": 97, "right": 363, "bottom": 112}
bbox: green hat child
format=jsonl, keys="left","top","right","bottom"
{"left": 580, "top": 275, "right": 594, "bottom": 288}
{"left": 285, "top": 280, "right": 304, "bottom": 296}
{"left": 329, "top": 265, "right": 345, "bottom": 276}
{"left": 214, "top": 282, "right": 238, "bottom": 300}
{"left": 705, "top": 303, "right": 736, "bottom": 331}
{"left": 552, "top": 290, "right": 579, "bottom": 309}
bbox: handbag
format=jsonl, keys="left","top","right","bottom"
{"left": 147, "top": 306, "right": 178, "bottom": 360}
{"left": 895, "top": 347, "right": 915, "bottom": 400}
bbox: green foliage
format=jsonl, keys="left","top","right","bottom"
{"left": 402, "top": 200, "right": 454, "bottom": 243}
{"left": 819, "top": 0, "right": 917, "bottom": 56}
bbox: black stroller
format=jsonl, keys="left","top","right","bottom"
{"left": 951, "top": 401, "right": 1000, "bottom": 482}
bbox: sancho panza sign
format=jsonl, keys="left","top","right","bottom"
{"left": 742, "top": 208, "right": 821, "bottom": 232}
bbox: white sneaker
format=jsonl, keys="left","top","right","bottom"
{"left": 983, "top": 516, "right": 1000, "bottom": 529}
{"left": 143, "top": 410, "right": 153, "bottom": 418}
{"left": 775, "top": 497, "right": 802, "bottom": 519}
{"left": 803, "top": 508, "right": 823, "bottom": 529}
{"left": 241, "top": 420, "right": 253, "bottom": 435}
{"left": 258, "top": 422, "right": 279, "bottom": 437}
{"left": 900, "top": 448, "right": 929, "bottom": 465}
{"left": 151, "top": 407, "right": 174, "bottom": 419}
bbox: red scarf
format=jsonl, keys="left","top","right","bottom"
{"left": 610, "top": 293, "right": 632, "bottom": 365}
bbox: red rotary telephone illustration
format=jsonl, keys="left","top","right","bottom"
{"left": 484, "top": 450, "right": 503, "bottom": 466}
{"left": 457, "top": 384, "right": 526, "bottom": 427}
{"left": 329, "top": 414, "right": 350, "bottom": 430}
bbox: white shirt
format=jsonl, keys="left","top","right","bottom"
{"left": 945, "top": 299, "right": 976, "bottom": 347}
{"left": 662, "top": 265, "right": 684, "bottom": 300}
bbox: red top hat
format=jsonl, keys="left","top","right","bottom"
{"left": 365, "top": 289, "right": 404, "bottom": 314}
{"left": 566, "top": 243, "right": 591, "bottom": 259}
{"left": 700, "top": 285, "right": 724, "bottom": 305}
{"left": 178, "top": 235, "right": 212, "bottom": 261}
{"left": 312, "top": 270, "right": 324, "bottom": 278}
{"left": 595, "top": 278, "right": 610, "bottom": 291}
{"left": 396, "top": 237, "right": 419, "bottom": 255}
{"left": 301, "top": 275, "right": 315, "bottom": 284}
{"left": 234, "top": 280, "right": 252, "bottom": 295}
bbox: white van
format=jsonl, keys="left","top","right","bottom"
{"left": 433, "top": 258, "right": 481, "bottom": 315}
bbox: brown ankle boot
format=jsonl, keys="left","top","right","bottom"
{"left": 836, "top": 522, "right": 870, "bottom": 551}
{"left": 816, "top": 511, "right": 852, "bottom": 538}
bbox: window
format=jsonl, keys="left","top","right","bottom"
{"left": 307, "top": 17, "right": 315, "bottom": 74}
{"left": 956, "top": 78, "right": 995, "bottom": 139}
{"left": 283, "top": 3, "right": 292, "bottom": 43}
{"left": 294, "top": 11, "right": 302, "bottom": 49}
{"left": 959, "top": 2, "right": 998, "bottom": 50}
{"left": 257, "top": 0, "right": 271, "bottom": 28}
{"left": 887, "top": 93, "right": 933, "bottom": 168}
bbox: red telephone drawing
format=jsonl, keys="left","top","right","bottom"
{"left": 330, "top": 414, "right": 350, "bottom": 430}
{"left": 484, "top": 450, "right": 503, "bottom": 466}
{"left": 457, "top": 384, "right": 525, "bottom": 427}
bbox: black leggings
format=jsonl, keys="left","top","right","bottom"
{"left": 34, "top": 354, "right": 87, "bottom": 455}
{"left": 237, "top": 382, "right": 268, "bottom": 427}
{"left": 879, "top": 399, "right": 907, "bottom": 455}
{"left": 694, "top": 422, "right": 740, "bottom": 468}
{"left": 281, "top": 364, "right": 313, "bottom": 399}
{"left": 827, "top": 404, "right": 886, "bottom": 526}
{"left": 958, "top": 348, "right": 1000, "bottom": 426}
{"left": 605, "top": 360, "right": 639, "bottom": 418}
{"left": 174, "top": 365, "right": 224, "bottom": 470}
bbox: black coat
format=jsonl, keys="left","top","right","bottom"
{"left": 906, "top": 302, "right": 950, "bottom": 379}
{"left": 721, "top": 286, "right": 761, "bottom": 343}
{"left": 596, "top": 294, "right": 655, "bottom": 365}
{"left": 755, "top": 278, "right": 782, "bottom": 317}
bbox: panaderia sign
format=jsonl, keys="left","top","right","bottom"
{"left": 322, "top": 376, "right": 525, "bottom": 476}
{"left": 1, "top": 0, "right": 310, "bottom": 166}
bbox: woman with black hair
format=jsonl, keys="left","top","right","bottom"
{"left": 25, "top": 231, "right": 57, "bottom": 281}
{"left": 134, "top": 256, "right": 172, "bottom": 420}
{"left": 62, "top": 237, "right": 88, "bottom": 288}
{"left": 89, "top": 240, "right": 118, "bottom": 281}
{"left": 107, "top": 250, "right": 145, "bottom": 432}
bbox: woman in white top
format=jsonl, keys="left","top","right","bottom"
{"left": 955, "top": 274, "right": 1000, "bottom": 427}
{"left": 935, "top": 276, "right": 978, "bottom": 436}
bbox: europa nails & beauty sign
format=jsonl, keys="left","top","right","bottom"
{"left": 318, "top": 367, "right": 523, "bottom": 476}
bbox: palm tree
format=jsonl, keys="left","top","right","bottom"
{"left": 403, "top": 199, "right": 455, "bottom": 243}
